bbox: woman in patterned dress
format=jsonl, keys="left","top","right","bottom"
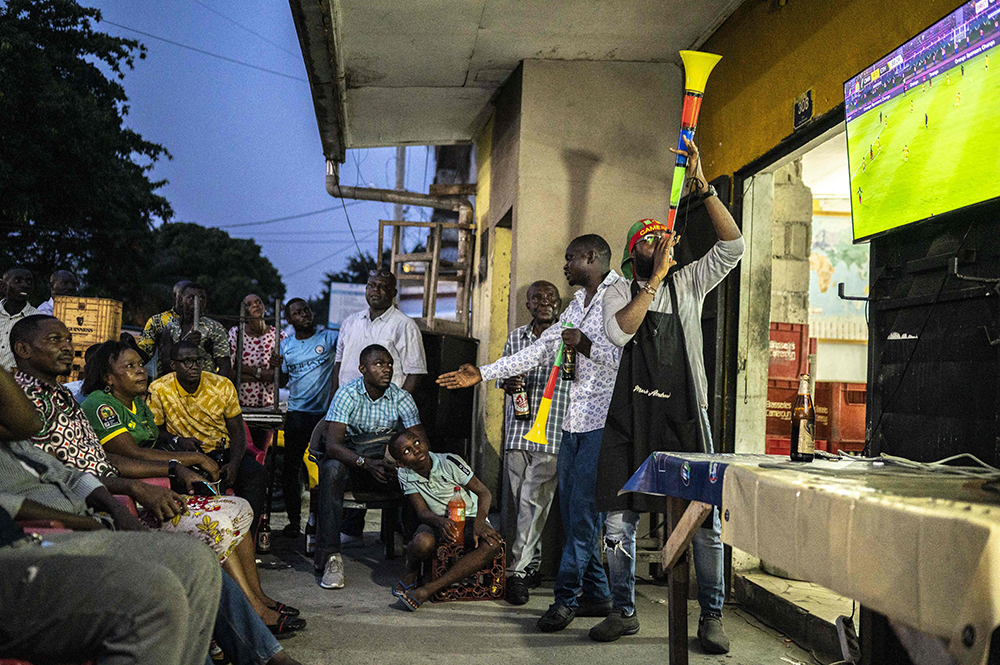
{"left": 228, "top": 294, "right": 284, "bottom": 410}
{"left": 80, "top": 341, "right": 301, "bottom": 631}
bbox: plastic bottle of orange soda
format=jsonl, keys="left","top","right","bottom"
{"left": 447, "top": 486, "right": 466, "bottom": 542}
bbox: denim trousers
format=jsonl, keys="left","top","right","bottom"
{"left": 214, "top": 573, "right": 282, "bottom": 665}
{"left": 553, "top": 428, "right": 611, "bottom": 609}
{"left": 604, "top": 507, "right": 724, "bottom": 616}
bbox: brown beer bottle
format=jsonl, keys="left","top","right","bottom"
{"left": 512, "top": 375, "right": 531, "bottom": 421}
{"left": 790, "top": 373, "right": 815, "bottom": 462}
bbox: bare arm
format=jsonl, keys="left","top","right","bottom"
{"left": 673, "top": 137, "right": 741, "bottom": 242}
{"left": 465, "top": 475, "right": 502, "bottom": 547}
{"left": 402, "top": 373, "right": 423, "bottom": 394}
{"left": 406, "top": 491, "right": 452, "bottom": 535}
{"left": 614, "top": 234, "right": 680, "bottom": 336}
{"left": 14, "top": 499, "right": 105, "bottom": 531}
{"left": 104, "top": 431, "right": 219, "bottom": 480}
{"left": 330, "top": 362, "right": 341, "bottom": 397}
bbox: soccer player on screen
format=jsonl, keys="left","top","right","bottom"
{"left": 857, "top": 186, "right": 863, "bottom": 204}
{"left": 910, "top": 100, "right": 914, "bottom": 113}
{"left": 861, "top": 156, "right": 866, "bottom": 173}
{"left": 903, "top": 145, "right": 909, "bottom": 162}
{"left": 955, "top": 92, "right": 961, "bottom": 107}
{"left": 961, "top": 64, "right": 965, "bottom": 78}
{"left": 925, "top": 113, "right": 928, "bottom": 129}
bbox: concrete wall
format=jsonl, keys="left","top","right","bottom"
{"left": 510, "top": 59, "right": 683, "bottom": 326}
{"left": 697, "top": 0, "right": 965, "bottom": 180}
{"left": 770, "top": 159, "right": 812, "bottom": 325}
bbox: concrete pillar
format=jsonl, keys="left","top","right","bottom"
{"left": 770, "top": 159, "right": 812, "bottom": 325}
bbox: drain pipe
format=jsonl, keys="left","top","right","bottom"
{"left": 326, "top": 160, "right": 471, "bottom": 213}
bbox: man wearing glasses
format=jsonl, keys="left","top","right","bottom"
{"left": 147, "top": 341, "right": 268, "bottom": 537}
{"left": 593, "top": 138, "right": 743, "bottom": 650}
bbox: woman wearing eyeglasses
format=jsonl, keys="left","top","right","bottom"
{"left": 80, "top": 340, "right": 304, "bottom": 634}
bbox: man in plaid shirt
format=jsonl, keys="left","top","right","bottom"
{"left": 497, "top": 280, "right": 569, "bottom": 605}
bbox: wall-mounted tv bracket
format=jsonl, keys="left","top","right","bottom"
{"left": 837, "top": 282, "right": 869, "bottom": 302}
{"left": 948, "top": 258, "right": 1000, "bottom": 347}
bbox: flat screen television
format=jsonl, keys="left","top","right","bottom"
{"left": 845, "top": 0, "right": 1000, "bottom": 242}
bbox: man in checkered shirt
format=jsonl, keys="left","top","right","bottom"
{"left": 314, "top": 343, "right": 427, "bottom": 589}
{"left": 497, "top": 280, "right": 569, "bottom": 606}
{"left": 438, "top": 234, "right": 626, "bottom": 633}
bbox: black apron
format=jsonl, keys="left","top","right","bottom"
{"left": 595, "top": 278, "right": 702, "bottom": 513}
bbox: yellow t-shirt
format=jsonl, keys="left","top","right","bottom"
{"left": 147, "top": 372, "right": 241, "bottom": 453}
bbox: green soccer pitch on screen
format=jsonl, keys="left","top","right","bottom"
{"left": 844, "top": 0, "right": 1000, "bottom": 242}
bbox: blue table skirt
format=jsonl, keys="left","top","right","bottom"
{"left": 619, "top": 452, "right": 775, "bottom": 507}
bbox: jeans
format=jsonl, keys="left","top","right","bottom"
{"left": 553, "top": 428, "right": 610, "bottom": 609}
{"left": 0, "top": 531, "right": 221, "bottom": 665}
{"left": 505, "top": 449, "right": 558, "bottom": 576}
{"left": 604, "top": 407, "right": 726, "bottom": 617}
{"left": 282, "top": 410, "right": 325, "bottom": 527}
{"left": 214, "top": 574, "right": 282, "bottom": 665}
{"left": 315, "top": 456, "right": 397, "bottom": 569}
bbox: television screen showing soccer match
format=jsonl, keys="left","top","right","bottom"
{"left": 845, "top": 0, "right": 1000, "bottom": 242}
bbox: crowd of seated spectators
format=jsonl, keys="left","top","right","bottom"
{"left": 0, "top": 266, "right": 503, "bottom": 663}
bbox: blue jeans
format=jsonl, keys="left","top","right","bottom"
{"left": 553, "top": 429, "right": 610, "bottom": 609}
{"left": 604, "top": 507, "right": 724, "bottom": 616}
{"left": 214, "top": 574, "right": 282, "bottom": 665}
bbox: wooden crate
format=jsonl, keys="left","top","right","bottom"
{"left": 52, "top": 296, "right": 123, "bottom": 382}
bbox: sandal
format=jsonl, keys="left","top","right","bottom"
{"left": 267, "top": 601, "right": 300, "bottom": 617}
{"left": 267, "top": 614, "right": 306, "bottom": 637}
{"left": 392, "top": 581, "right": 422, "bottom": 612}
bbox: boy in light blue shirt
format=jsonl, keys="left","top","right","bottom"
{"left": 389, "top": 429, "right": 504, "bottom": 611}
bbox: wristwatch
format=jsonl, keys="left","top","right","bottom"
{"left": 355, "top": 455, "right": 366, "bottom": 468}
{"left": 168, "top": 459, "right": 179, "bottom": 479}
{"left": 698, "top": 183, "right": 718, "bottom": 202}
{"left": 171, "top": 435, "right": 180, "bottom": 448}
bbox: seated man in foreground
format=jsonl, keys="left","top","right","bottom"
{"left": 313, "top": 343, "right": 425, "bottom": 589}
{"left": 389, "top": 430, "right": 504, "bottom": 611}
{"left": 147, "top": 340, "right": 267, "bottom": 534}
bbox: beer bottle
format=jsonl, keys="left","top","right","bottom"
{"left": 256, "top": 509, "right": 271, "bottom": 553}
{"left": 305, "top": 487, "right": 318, "bottom": 555}
{"left": 447, "top": 486, "right": 466, "bottom": 543}
{"left": 561, "top": 345, "right": 577, "bottom": 381}
{"left": 790, "top": 373, "right": 816, "bottom": 462}
{"left": 512, "top": 376, "right": 531, "bottom": 421}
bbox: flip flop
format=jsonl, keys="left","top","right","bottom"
{"left": 267, "top": 614, "right": 306, "bottom": 638}
{"left": 392, "top": 581, "right": 421, "bottom": 611}
{"left": 267, "top": 601, "right": 300, "bottom": 617}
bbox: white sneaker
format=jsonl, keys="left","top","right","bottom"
{"left": 320, "top": 553, "right": 345, "bottom": 589}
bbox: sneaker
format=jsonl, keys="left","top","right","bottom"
{"left": 524, "top": 569, "right": 543, "bottom": 589}
{"left": 319, "top": 553, "right": 345, "bottom": 589}
{"left": 537, "top": 602, "right": 575, "bottom": 632}
{"left": 575, "top": 597, "right": 613, "bottom": 617}
{"left": 698, "top": 614, "right": 731, "bottom": 654}
{"left": 589, "top": 608, "right": 640, "bottom": 642}
{"left": 506, "top": 576, "right": 530, "bottom": 605}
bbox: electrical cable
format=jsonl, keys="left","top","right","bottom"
{"left": 332, "top": 183, "right": 372, "bottom": 273}
{"left": 211, "top": 202, "right": 361, "bottom": 229}
{"left": 185, "top": 0, "right": 299, "bottom": 58}
{"left": 282, "top": 230, "right": 377, "bottom": 278}
{"left": 101, "top": 20, "right": 308, "bottom": 83}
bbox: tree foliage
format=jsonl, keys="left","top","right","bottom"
{"left": 139, "top": 223, "right": 285, "bottom": 327}
{"left": 0, "top": 0, "right": 170, "bottom": 315}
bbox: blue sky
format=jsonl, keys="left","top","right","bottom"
{"left": 85, "top": 0, "right": 435, "bottom": 300}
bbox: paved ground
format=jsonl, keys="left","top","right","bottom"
{"left": 257, "top": 520, "right": 818, "bottom": 665}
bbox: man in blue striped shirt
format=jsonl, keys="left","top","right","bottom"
{"left": 497, "top": 280, "right": 569, "bottom": 605}
{"left": 314, "top": 343, "right": 426, "bottom": 589}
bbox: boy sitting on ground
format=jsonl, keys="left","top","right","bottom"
{"left": 389, "top": 430, "right": 504, "bottom": 610}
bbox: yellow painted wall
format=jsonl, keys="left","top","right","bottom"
{"left": 698, "top": 0, "right": 963, "bottom": 180}
{"left": 472, "top": 115, "right": 509, "bottom": 493}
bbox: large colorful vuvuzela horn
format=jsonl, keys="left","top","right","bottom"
{"left": 523, "top": 334, "right": 569, "bottom": 446}
{"left": 666, "top": 50, "right": 722, "bottom": 235}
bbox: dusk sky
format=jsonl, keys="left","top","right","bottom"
{"left": 85, "top": 0, "right": 437, "bottom": 300}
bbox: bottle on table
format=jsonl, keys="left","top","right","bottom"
{"left": 790, "top": 373, "right": 816, "bottom": 462}
{"left": 447, "top": 486, "right": 466, "bottom": 543}
{"left": 512, "top": 377, "right": 531, "bottom": 421}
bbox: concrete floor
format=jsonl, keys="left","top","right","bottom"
{"left": 257, "top": 520, "right": 818, "bottom": 665}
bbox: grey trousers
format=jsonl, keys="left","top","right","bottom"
{"left": 505, "top": 449, "right": 559, "bottom": 576}
{"left": 0, "top": 531, "right": 221, "bottom": 665}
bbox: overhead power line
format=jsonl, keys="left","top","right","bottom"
{"left": 208, "top": 202, "right": 363, "bottom": 229}
{"left": 186, "top": 0, "right": 300, "bottom": 58}
{"left": 101, "top": 20, "right": 308, "bottom": 83}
